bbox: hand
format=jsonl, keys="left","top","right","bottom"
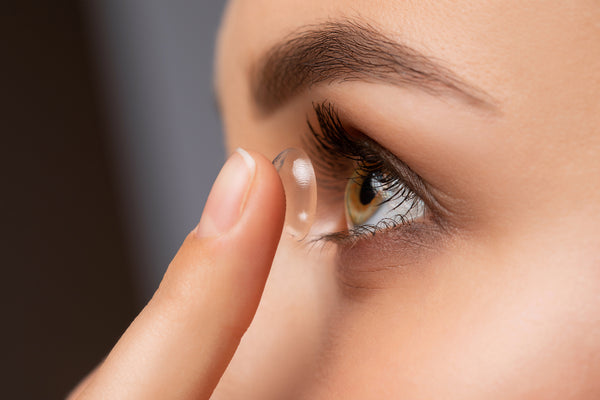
{"left": 69, "top": 149, "right": 285, "bottom": 399}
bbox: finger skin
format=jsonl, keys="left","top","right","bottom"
{"left": 71, "top": 151, "right": 285, "bottom": 399}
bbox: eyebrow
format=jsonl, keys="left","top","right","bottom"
{"left": 250, "top": 20, "right": 498, "bottom": 115}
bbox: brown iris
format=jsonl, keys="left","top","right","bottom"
{"left": 345, "top": 170, "right": 386, "bottom": 226}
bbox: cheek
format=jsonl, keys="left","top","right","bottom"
{"left": 212, "top": 239, "right": 339, "bottom": 398}
{"left": 307, "top": 236, "right": 600, "bottom": 399}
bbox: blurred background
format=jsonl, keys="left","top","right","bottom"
{"left": 3, "top": 1, "right": 227, "bottom": 398}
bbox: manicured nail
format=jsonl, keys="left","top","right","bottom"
{"left": 195, "top": 148, "right": 256, "bottom": 237}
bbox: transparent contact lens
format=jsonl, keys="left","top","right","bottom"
{"left": 272, "top": 148, "right": 317, "bottom": 240}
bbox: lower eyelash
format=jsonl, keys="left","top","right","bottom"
{"left": 312, "top": 218, "right": 436, "bottom": 248}
{"left": 316, "top": 218, "right": 405, "bottom": 243}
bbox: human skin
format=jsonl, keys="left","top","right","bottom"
{"left": 212, "top": 0, "right": 600, "bottom": 398}
{"left": 71, "top": 1, "right": 600, "bottom": 399}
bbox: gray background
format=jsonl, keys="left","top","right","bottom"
{"left": 86, "top": 0, "right": 228, "bottom": 303}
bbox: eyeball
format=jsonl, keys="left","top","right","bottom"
{"left": 272, "top": 148, "right": 317, "bottom": 240}
{"left": 345, "top": 170, "right": 425, "bottom": 229}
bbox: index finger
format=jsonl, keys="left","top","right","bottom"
{"left": 71, "top": 149, "right": 285, "bottom": 399}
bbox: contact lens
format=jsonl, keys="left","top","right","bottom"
{"left": 272, "top": 148, "right": 317, "bottom": 240}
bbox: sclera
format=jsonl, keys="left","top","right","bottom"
{"left": 272, "top": 148, "right": 317, "bottom": 240}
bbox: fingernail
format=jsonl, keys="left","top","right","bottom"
{"left": 195, "top": 148, "right": 256, "bottom": 237}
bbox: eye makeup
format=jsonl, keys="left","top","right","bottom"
{"left": 304, "top": 101, "right": 448, "bottom": 246}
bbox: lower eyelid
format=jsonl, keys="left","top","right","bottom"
{"left": 335, "top": 251, "right": 422, "bottom": 300}
{"left": 332, "top": 221, "right": 444, "bottom": 290}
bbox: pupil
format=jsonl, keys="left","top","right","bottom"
{"left": 359, "top": 174, "right": 377, "bottom": 205}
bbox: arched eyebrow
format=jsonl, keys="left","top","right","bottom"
{"left": 250, "top": 20, "right": 499, "bottom": 115}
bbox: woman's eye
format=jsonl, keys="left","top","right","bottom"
{"left": 344, "top": 168, "right": 426, "bottom": 228}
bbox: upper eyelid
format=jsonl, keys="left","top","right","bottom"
{"left": 307, "top": 101, "right": 435, "bottom": 208}
{"left": 362, "top": 134, "right": 456, "bottom": 232}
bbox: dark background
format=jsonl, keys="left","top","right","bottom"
{"left": 2, "top": 2, "right": 224, "bottom": 398}
{"left": 3, "top": 3, "right": 136, "bottom": 398}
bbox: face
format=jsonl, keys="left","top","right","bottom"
{"left": 213, "top": 1, "right": 600, "bottom": 398}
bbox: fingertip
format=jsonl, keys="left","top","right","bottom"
{"left": 216, "top": 148, "right": 286, "bottom": 303}
{"left": 234, "top": 149, "right": 286, "bottom": 236}
{"left": 161, "top": 148, "right": 286, "bottom": 323}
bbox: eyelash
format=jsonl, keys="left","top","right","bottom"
{"left": 304, "top": 101, "right": 432, "bottom": 243}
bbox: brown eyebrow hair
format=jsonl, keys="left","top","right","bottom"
{"left": 250, "top": 20, "right": 498, "bottom": 115}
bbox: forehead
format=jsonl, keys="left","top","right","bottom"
{"left": 216, "top": 0, "right": 474, "bottom": 86}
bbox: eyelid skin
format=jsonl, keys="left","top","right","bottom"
{"left": 333, "top": 221, "right": 446, "bottom": 299}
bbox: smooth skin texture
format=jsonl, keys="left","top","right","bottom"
{"left": 73, "top": 1, "right": 600, "bottom": 399}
